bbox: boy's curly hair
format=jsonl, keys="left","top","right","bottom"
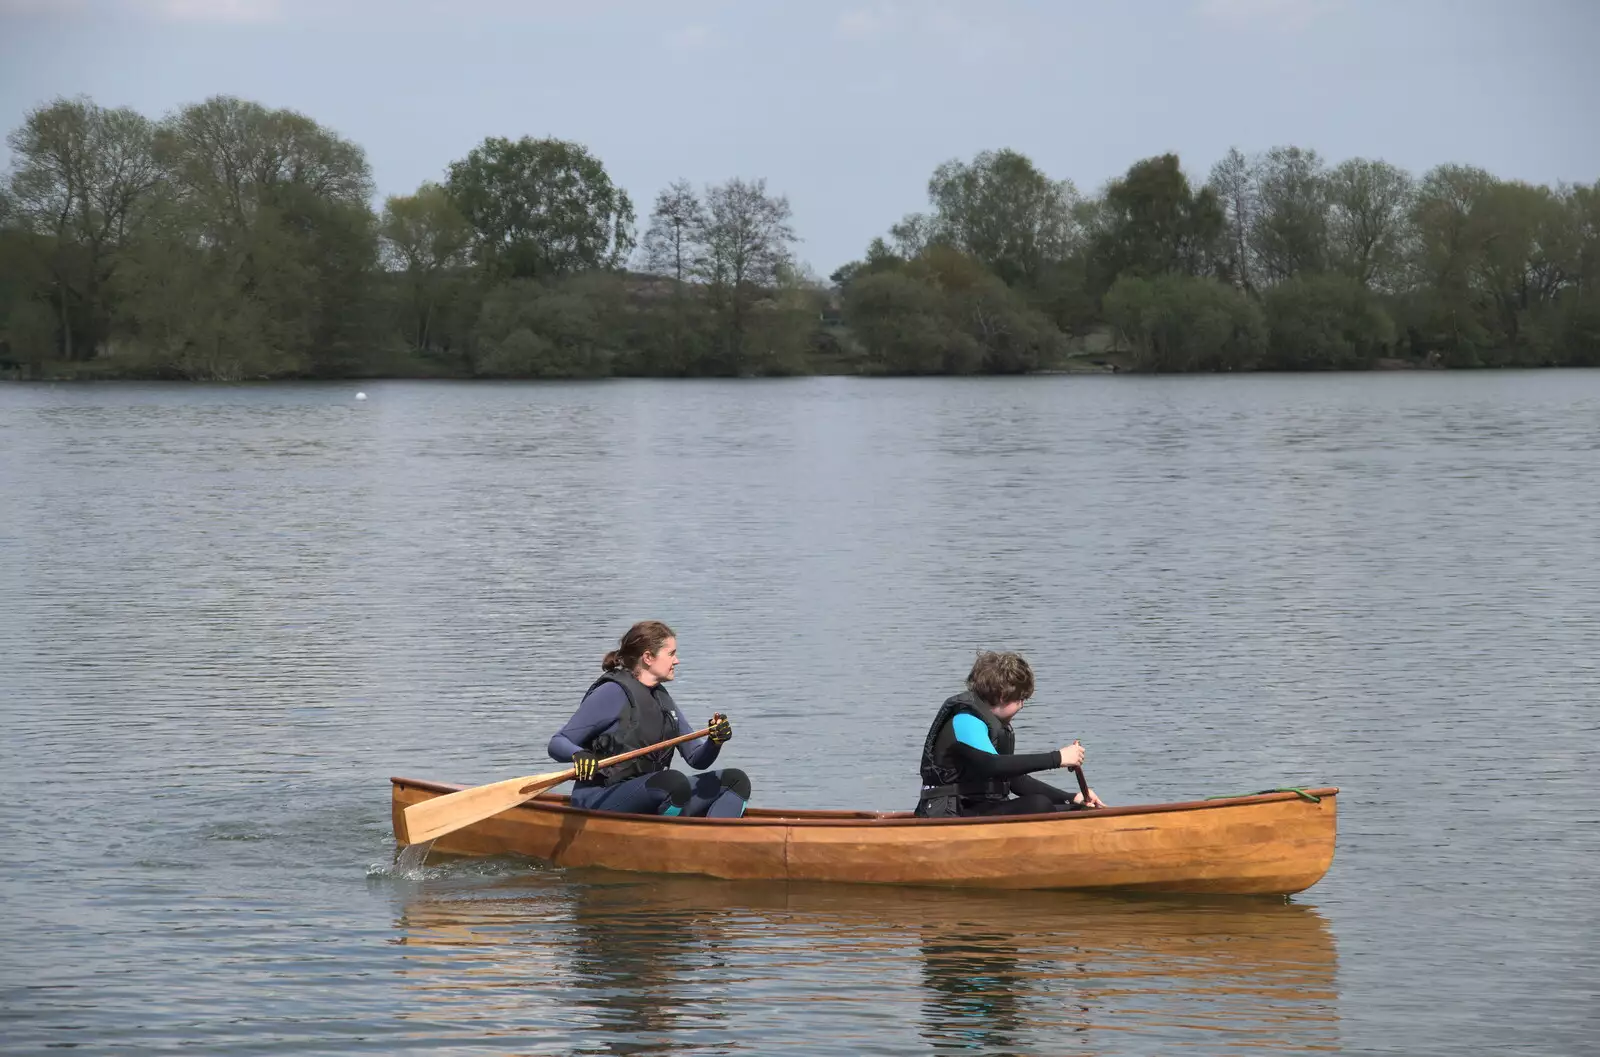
{"left": 966, "top": 650, "right": 1034, "bottom": 708}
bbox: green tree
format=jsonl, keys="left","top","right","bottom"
{"left": 1325, "top": 158, "right": 1414, "bottom": 291}
{"left": 1405, "top": 164, "right": 1503, "bottom": 362}
{"left": 473, "top": 275, "right": 622, "bottom": 378}
{"left": 844, "top": 270, "right": 968, "bottom": 374}
{"left": 2, "top": 298, "right": 57, "bottom": 371}
{"left": 120, "top": 95, "right": 379, "bottom": 378}
{"left": 0, "top": 223, "right": 55, "bottom": 371}
{"left": 1029, "top": 251, "right": 1098, "bottom": 335}
{"left": 1251, "top": 146, "right": 1329, "bottom": 283}
{"left": 886, "top": 211, "right": 943, "bottom": 259}
{"left": 3, "top": 96, "right": 159, "bottom": 360}
{"left": 1554, "top": 292, "right": 1600, "bottom": 365}
{"left": 1103, "top": 274, "right": 1264, "bottom": 372}
{"left": 1571, "top": 180, "right": 1600, "bottom": 297}
{"left": 1262, "top": 273, "right": 1395, "bottom": 369}
{"left": 380, "top": 182, "right": 473, "bottom": 355}
{"left": 1471, "top": 180, "right": 1576, "bottom": 351}
{"left": 1556, "top": 181, "right": 1600, "bottom": 364}
{"left": 745, "top": 264, "right": 827, "bottom": 377}
{"left": 910, "top": 246, "right": 1060, "bottom": 373}
{"left": 1090, "top": 154, "right": 1224, "bottom": 293}
{"left": 829, "top": 237, "right": 904, "bottom": 291}
{"left": 446, "top": 136, "right": 634, "bottom": 281}
{"left": 920, "top": 149, "right": 1080, "bottom": 287}
{"left": 113, "top": 193, "right": 280, "bottom": 380}
{"left": 842, "top": 246, "right": 1061, "bottom": 375}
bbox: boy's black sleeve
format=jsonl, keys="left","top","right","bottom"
{"left": 951, "top": 743, "right": 1063, "bottom": 781}
{"left": 1010, "top": 773, "right": 1076, "bottom": 803}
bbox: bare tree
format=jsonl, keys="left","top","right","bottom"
{"left": 698, "top": 178, "right": 797, "bottom": 365}
{"left": 639, "top": 179, "right": 706, "bottom": 283}
{"left": 1207, "top": 147, "right": 1259, "bottom": 294}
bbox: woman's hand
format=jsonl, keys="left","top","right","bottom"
{"left": 572, "top": 749, "right": 598, "bottom": 782}
{"left": 708, "top": 713, "right": 733, "bottom": 744}
{"left": 1058, "top": 740, "right": 1085, "bottom": 769}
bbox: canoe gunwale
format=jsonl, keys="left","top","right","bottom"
{"left": 390, "top": 776, "right": 1338, "bottom": 828}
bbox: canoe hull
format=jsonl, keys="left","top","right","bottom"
{"left": 391, "top": 779, "right": 1337, "bottom": 896}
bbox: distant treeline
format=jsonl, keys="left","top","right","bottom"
{"left": 2, "top": 94, "right": 1596, "bottom": 380}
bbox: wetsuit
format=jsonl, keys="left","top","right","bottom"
{"left": 946, "top": 713, "right": 1077, "bottom": 815}
{"left": 547, "top": 678, "right": 749, "bottom": 818}
{"left": 916, "top": 691, "right": 1078, "bottom": 817}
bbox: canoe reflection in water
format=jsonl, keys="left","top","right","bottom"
{"left": 921, "top": 929, "right": 1041, "bottom": 1053}
{"left": 565, "top": 880, "right": 727, "bottom": 1048}
{"left": 394, "top": 869, "right": 1338, "bottom": 1055}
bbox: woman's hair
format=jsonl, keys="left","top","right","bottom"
{"left": 966, "top": 650, "right": 1035, "bottom": 707}
{"left": 602, "top": 620, "right": 677, "bottom": 673}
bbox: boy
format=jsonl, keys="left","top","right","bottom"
{"left": 915, "top": 651, "right": 1105, "bottom": 817}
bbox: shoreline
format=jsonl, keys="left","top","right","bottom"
{"left": 6, "top": 360, "right": 1571, "bottom": 385}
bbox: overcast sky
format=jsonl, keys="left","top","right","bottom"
{"left": 3, "top": 0, "right": 1596, "bottom": 275}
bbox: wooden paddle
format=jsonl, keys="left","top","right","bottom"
{"left": 1068, "top": 765, "right": 1091, "bottom": 799}
{"left": 401, "top": 727, "right": 714, "bottom": 845}
{"left": 1067, "top": 738, "right": 1095, "bottom": 806}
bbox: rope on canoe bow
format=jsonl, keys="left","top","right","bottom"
{"left": 1205, "top": 787, "right": 1322, "bottom": 803}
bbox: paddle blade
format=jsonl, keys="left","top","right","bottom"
{"left": 402, "top": 767, "right": 570, "bottom": 844}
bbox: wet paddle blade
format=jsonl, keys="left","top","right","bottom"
{"left": 397, "top": 727, "right": 711, "bottom": 846}
{"left": 401, "top": 768, "right": 569, "bottom": 844}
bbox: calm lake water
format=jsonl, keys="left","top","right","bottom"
{"left": 2, "top": 373, "right": 1596, "bottom": 1056}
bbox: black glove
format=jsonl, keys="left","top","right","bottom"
{"left": 708, "top": 713, "right": 732, "bottom": 744}
{"left": 572, "top": 749, "right": 599, "bottom": 782}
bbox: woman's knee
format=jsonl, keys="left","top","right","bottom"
{"left": 645, "top": 770, "right": 691, "bottom": 806}
{"left": 718, "top": 768, "right": 751, "bottom": 800}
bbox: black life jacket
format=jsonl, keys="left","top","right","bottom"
{"left": 915, "top": 691, "right": 1015, "bottom": 817}
{"left": 585, "top": 669, "right": 682, "bottom": 786}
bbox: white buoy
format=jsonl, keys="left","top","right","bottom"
{"left": 355, "top": 392, "right": 367, "bottom": 401}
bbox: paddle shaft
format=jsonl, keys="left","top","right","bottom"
{"left": 518, "top": 727, "right": 714, "bottom": 794}
{"left": 1065, "top": 737, "right": 1091, "bottom": 801}
{"left": 402, "top": 726, "right": 715, "bottom": 845}
{"left": 1068, "top": 764, "right": 1090, "bottom": 799}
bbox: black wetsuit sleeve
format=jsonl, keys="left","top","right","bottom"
{"left": 951, "top": 743, "right": 1063, "bottom": 781}
{"left": 1010, "top": 773, "right": 1076, "bottom": 803}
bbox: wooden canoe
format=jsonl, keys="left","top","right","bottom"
{"left": 392, "top": 778, "right": 1337, "bottom": 895}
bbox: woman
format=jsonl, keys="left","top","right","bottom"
{"left": 915, "top": 650, "right": 1105, "bottom": 818}
{"left": 548, "top": 621, "right": 749, "bottom": 818}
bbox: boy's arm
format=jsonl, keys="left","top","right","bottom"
{"left": 948, "top": 714, "right": 1061, "bottom": 779}
{"left": 1009, "top": 772, "right": 1075, "bottom": 802}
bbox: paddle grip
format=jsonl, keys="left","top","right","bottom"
{"left": 519, "top": 727, "right": 714, "bottom": 795}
